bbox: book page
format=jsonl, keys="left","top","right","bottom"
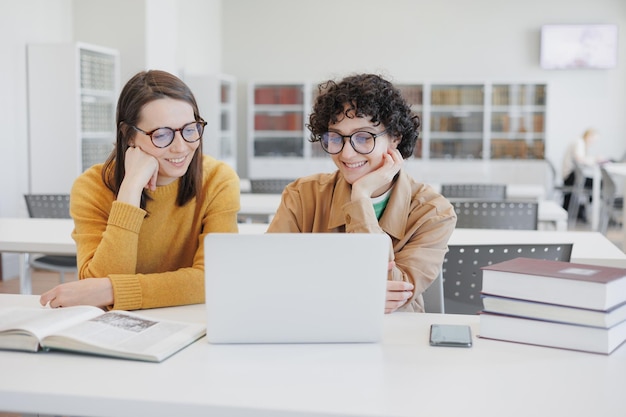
{"left": 41, "top": 311, "right": 206, "bottom": 362}
{"left": 0, "top": 306, "right": 104, "bottom": 340}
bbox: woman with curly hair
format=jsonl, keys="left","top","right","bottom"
{"left": 267, "top": 73, "right": 456, "bottom": 313}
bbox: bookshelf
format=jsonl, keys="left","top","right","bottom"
{"left": 489, "top": 84, "right": 547, "bottom": 160}
{"left": 246, "top": 82, "right": 547, "bottom": 179}
{"left": 27, "top": 42, "right": 120, "bottom": 194}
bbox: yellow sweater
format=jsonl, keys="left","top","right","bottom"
{"left": 70, "top": 155, "right": 240, "bottom": 310}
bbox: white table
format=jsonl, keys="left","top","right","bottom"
{"left": 239, "top": 193, "right": 567, "bottom": 230}
{"left": 238, "top": 224, "right": 625, "bottom": 263}
{"left": 0, "top": 218, "right": 75, "bottom": 294}
{"left": 1, "top": 293, "right": 624, "bottom": 417}
{"left": 2, "top": 217, "right": 620, "bottom": 296}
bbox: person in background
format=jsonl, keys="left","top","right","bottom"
{"left": 561, "top": 128, "right": 604, "bottom": 220}
{"left": 40, "top": 70, "right": 240, "bottom": 310}
{"left": 267, "top": 74, "right": 457, "bottom": 313}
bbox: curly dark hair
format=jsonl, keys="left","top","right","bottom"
{"left": 307, "top": 74, "right": 420, "bottom": 159}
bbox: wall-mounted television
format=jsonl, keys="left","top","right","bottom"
{"left": 540, "top": 24, "right": 618, "bottom": 69}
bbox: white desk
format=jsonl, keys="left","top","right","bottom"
{"left": 0, "top": 218, "right": 75, "bottom": 294}
{"left": 238, "top": 223, "right": 625, "bottom": 261}
{"left": 1, "top": 293, "right": 625, "bottom": 417}
{"left": 2, "top": 218, "right": 620, "bottom": 296}
{"left": 584, "top": 162, "right": 626, "bottom": 232}
{"left": 239, "top": 193, "right": 567, "bottom": 230}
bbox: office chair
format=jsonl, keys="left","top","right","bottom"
{"left": 440, "top": 183, "right": 507, "bottom": 200}
{"left": 599, "top": 166, "right": 623, "bottom": 235}
{"left": 23, "top": 194, "right": 77, "bottom": 283}
{"left": 442, "top": 243, "right": 573, "bottom": 315}
{"left": 545, "top": 158, "right": 574, "bottom": 204}
{"left": 250, "top": 179, "right": 294, "bottom": 194}
{"left": 566, "top": 161, "right": 593, "bottom": 228}
{"left": 451, "top": 200, "right": 539, "bottom": 230}
{"left": 422, "top": 271, "right": 445, "bottom": 313}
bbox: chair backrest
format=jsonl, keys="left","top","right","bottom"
{"left": 599, "top": 166, "right": 618, "bottom": 235}
{"left": 250, "top": 179, "right": 294, "bottom": 194}
{"left": 24, "top": 194, "right": 71, "bottom": 219}
{"left": 440, "top": 183, "right": 507, "bottom": 200}
{"left": 422, "top": 271, "right": 445, "bottom": 313}
{"left": 442, "top": 243, "right": 573, "bottom": 315}
{"left": 451, "top": 200, "right": 538, "bottom": 230}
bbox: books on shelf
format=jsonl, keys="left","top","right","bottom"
{"left": 0, "top": 306, "right": 206, "bottom": 362}
{"left": 478, "top": 257, "right": 626, "bottom": 354}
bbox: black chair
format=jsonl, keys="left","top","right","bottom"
{"left": 442, "top": 243, "right": 573, "bottom": 315}
{"left": 250, "top": 179, "right": 294, "bottom": 194}
{"left": 566, "top": 161, "right": 593, "bottom": 228}
{"left": 24, "top": 194, "right": 77, "bottom": 283}
{"left": 451, "top": 200, "right": 539, "bottom": 230}
{"left": 440, "top": 183, "right": 507, "bottom": 200}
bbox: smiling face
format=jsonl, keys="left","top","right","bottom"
{"left": 328, "top": 109, "right": 399, "bottom": 185}
{"left": 133, "top": 98, "right": 201, "bottom": 186}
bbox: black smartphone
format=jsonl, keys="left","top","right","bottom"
{"left": 429, "top": 324, "right": 473, "bottom": 347}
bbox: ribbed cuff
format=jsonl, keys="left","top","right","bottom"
{"left": 108, "top": 201, "right": 146, "bottom": 233}
{"left": 109, "top": 274, "right": 143, "bottom": 310}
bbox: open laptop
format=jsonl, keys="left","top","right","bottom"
{"left": 204, "top": 233, "right": 389, "bottom": 344}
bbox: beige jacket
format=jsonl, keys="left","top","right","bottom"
{"left": 267, "top": 170, "right": 457, "bottom": 312}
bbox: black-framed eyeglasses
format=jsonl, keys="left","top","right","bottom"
{"left": 133, "top": 120, "right": 207, "bottom": 148}
{"left": 319, "top": 130, "right": 388, "bottom": 155}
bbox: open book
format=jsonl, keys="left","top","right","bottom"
{"left": 0, "top": 306, "right": 206, "bottom": 362}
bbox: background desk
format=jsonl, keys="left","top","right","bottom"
{"left": 238, "top": 224, "right": 626, "bottom": 263}
{"left": 0, "top": 218, "right": 75, "bottom": 294}
{"left": 239, "top": 194, "right": 568, "bottom": 231}
{"left": 3, "top": 218, "right": 621, "bottom": 295}
{"left": 1, "top": 294, "right": 625, "bottom": 417}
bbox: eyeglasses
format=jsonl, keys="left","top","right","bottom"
{"left": 319, "top": 130, "right": 388, "bottom": 155}
{"left": 133, "top": 120, "right": 207, "bottom": 148}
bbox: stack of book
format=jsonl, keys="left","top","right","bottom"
{"left": 478, "top": 257, "right": 626, "bottom": 354}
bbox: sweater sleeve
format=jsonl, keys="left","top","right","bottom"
{"left": 70, "top": 159, "right": 240, "bottom": 310}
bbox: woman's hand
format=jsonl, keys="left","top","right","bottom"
{"left": 351, "top": 148, "right": 404, "bottom": 200}
{"left": 385, "top": 281, "right": 414, "bottom": 313}
{"left": 40, "top": 278, "right": 114, "bottom": 309}
{"left": 385, "top": 260, "right": 414, "bottom": 313}
{"left": 117, "top": 146, "right": 159, "bottom": 206}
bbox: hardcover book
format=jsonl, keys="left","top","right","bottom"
{"left": 481, "top": 258, "right": 626, "bottom": 310}
{"left": 479, "top": 312, "right": 626, "bottom": 354}
{"left": 0, "top": 306, "right": 206, "bottom": 362}
{"left": 482, "top": 295, "right": 626, "bottom": 328}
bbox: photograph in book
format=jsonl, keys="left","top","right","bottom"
{"left": 481, "top": 257, "right": 626, "bottom": 310}
{"left": 481, "top": 295, "right": 626, "bottom": 328}
{"left": 479, "top": 312, "right": 626, "bottom": 355}
{"left": 0, "top": 306, "right": 206, "bottom": 362}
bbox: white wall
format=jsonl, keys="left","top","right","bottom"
{"left": 2, "top": 0, "right": 625, "bottom": 276}
{"left": 0, "top": 0, "right": 220, "bottom": 278}
{"left": 222, "top": 0, "right": 626, "bottom": 178}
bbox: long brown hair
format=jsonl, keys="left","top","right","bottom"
{"left": 102, "top": 70, "right": 204, "bottom": 209}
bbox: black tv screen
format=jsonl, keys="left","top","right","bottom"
{"left": 540, "top": 24, "right": 618, "bottom": 69}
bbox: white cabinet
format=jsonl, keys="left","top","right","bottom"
{"left": 27, "top": 42, "right": 120, "bottom": 193}
{"left": 185, "top": 74, "right": 237, "bottom": 170}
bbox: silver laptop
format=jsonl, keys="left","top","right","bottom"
{"left": 204, "top": 233, "right": 388, "bottom": 344}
